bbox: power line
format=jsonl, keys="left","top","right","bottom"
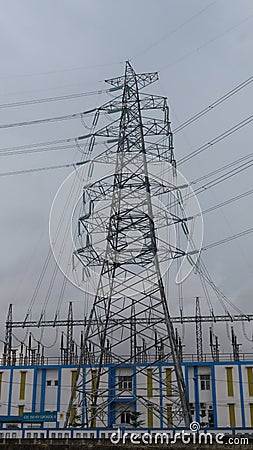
{"left": 0, "top": 111, "right": 94, "bottom": 130}
{"left": 0, "top": 144, "right": 76, "bottom": 157}
{"left": 203, "top": 227, "right": 253, "bottom": 251}
{"left": 0, "top": 134, "right": 117, "bottom": 158}
{"left": 0, "top": 160, "right": 89, "bottom": 177}
{"left": 133, "top": 1, "right": 217, "bottom": 59}
{"left": 194, "top": 157, "right": 253, "bottom": 194}
{"left": 0, "top": 72, "right": 252, "bottom": 163}
{"left": 1, "top": 73, "right": 252, "bottom": 135}
{"left": 192, "top": 150, "right": 253, "bottom": 185}
{"left": 173, "top": 75, "right": 253, "bottom": 134}
{"left": 202, "top": 187, "right": 253, "bottom": 216}
{"left": 0, "top": 70, "right": 251, "bottom": 142}
{"left": 0, "top": 137, "right": 74, "bottom": 152}
{"left": 0, "top": 61, "right": 124, "bottom": 81}
{"left": 178, "top": 113, "right": 253, "bottom": 165}
{"left": 163, "top": 151, "right": 253, "bottom": 213}
{"left": 160, "top": 12, "right": 253, "bottom": 73}
{"left": 0, "top": 86, "right": 121, "bottom": 110}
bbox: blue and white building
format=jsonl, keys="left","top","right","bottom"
{"left": 0, "top": 357, "right": 253, "bottom": 434}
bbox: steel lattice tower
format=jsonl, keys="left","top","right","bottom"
{"left": 195, "top": 297, "right": 203, "bottom": 362}
{"left": 64, "top": 62, "right": 192, "bottom": 428}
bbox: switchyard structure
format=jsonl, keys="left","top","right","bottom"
{"left": 1, "top": 63, "right": 253, "bottom": 436}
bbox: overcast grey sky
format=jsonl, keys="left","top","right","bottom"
{"left": 1, "top": 0, "right": 253, "bottom": 354}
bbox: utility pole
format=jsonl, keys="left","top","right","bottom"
{"left": 4, "top": 304, "right": 13, "bottom": 366}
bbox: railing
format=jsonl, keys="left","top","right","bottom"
{"left": 0, "top": 352, "right": 253, "bottom": 367}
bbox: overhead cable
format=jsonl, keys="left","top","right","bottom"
{"left": 178, "top": 113, "right": 253, "bottom": 165}
{"left": 0, "top": 86, "right": 121, "bottom": 110}
{"left": 174, "top": 75, "right": 253, "bottom": 134}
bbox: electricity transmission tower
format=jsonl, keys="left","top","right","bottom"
{"left": 64, "top": 62, "right": 192, "bottom": 428}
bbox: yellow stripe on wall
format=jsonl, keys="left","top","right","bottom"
{"left": 228, "top": 404, "right": 236, "bottom": 427}
{"left": 19, "top": 371, "right": 27, "bottom": 400}
{"left": 91, "top": 370, "right": 98, "bottom": 395}
{"left": 147, "top": 405, "right": 153, "bottom": 428}
{"left": 70, "top": 406, "right": 76, "bottom": 425}
{"left": 18, "top": 405, "right": 24, "bottom": 417}
{"left": 250, "top": 404, "right": 253, "bottom": 427}
{"left": 247, "top": 368, "right": 253, "bottom": 396}
{"left": 167, "top": 404, "right": 173, "bottom": 427}
{"left": 0, "top": 372, "right": 2, "bottom": 398}
{"left": 91, "top": 406, "right": 96, "bottom": 428}
{"left": 166, "top": 369, "right": 172, "bottom": 397}
{"left": 147, "top": 369, "right": 153, "bottom": 398}
{"left": 226, "top": 368, "right": 234, "bottom": 397}
{"left": 91, "top": 370, "right": 98, "bottom": 428}
{"left": 71, "top": 371, "right": 77, "bottom": 400}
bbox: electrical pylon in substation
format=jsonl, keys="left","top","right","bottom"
{"left": 195, "top": 297, "right": 203, "bottom": 362}
{"left": 64, "top": 62, "right": 192, "bottom": 428}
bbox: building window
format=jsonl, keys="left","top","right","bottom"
{"left": 18, "top": 405, "right": 24, "bottom": 416}
{"left": 208, "top": 407, "right": 214, "bottom": 427}
{"left": 118, "top": 375, "right": 132, "bottom": 392}
{"left": 54, "top": 380, "right": 58, "bottom": 386}
{"left": 189, "top": 402, "right": 195, "bottom": 417}
{"left": 19, "top": 371, "right": 27, "bottom": 400}
{"left": 120, "top": 411, "right": 131, "bottom": 424}
{"left": 200, "top": 409, "right": 206, "bottom": 417}
{"left": 200, "top": 375, "right": 210, "bottom": 391}
{"left": 46, "top": 380, "right": 52, "bottom": 386}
